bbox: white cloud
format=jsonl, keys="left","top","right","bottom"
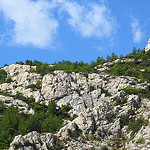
{"left": 59, "top": 0, "right": 116, "bottom": 38}
{"left": 0, "top": 0, "right": 117, "bottom": 48}
{"left": 131, "top": 18, "right": 143, "bottom": 43}
{"left": 0, "top": 0, "right": 58, "bottom": 48}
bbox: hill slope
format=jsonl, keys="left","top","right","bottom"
{"left": 0, "top": 49, "right": 150, "bottom": 150}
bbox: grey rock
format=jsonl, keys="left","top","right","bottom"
{"left": 9, "top": 131, "right": 57, "bottom": 150}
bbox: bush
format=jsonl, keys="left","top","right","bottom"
{"left": 102, "top": 146, "right": 108, "bottom": 150}
{"left": 14, "top": 92, "right": 35, "bottom": 105}
{"left": 41, "top": 115, "right": 63, "bottom": 133}
{"left": 0, "top": 101, "right": 74, "bottom": 149}
{"left": 128, "top": 117, "right": 147, "bottom": 136}
{"left": 5, "top": 76, "right": 13, "bottom": 83}
{"left": 136, "top": 138, "right": 145, "bottom": 144}
{"left": 128, "top": 109, "right": 135, "bottom": 115}
{"left": 123, "top": 87, "right": 150, "bottom": 99}
{"left": 13, "top": 72, "right": 19, "bottom": 76}
{"left": 0, "top": 101, "right": 5, "bottom": 114}
{"left": 30, "top": 102, "right": 48, "bottom": 114}
{"left": 0, "top": 106, "right": 22, "bottom": 149}
{"left": 119, "top": 115, "right": 130, "bottom": 127}
{"left": 0, "top": 69, "right": 7, "bottom": 84}
{"left": 26, "top": 115, "right": 42, "bottom": 133}
{"left": 119, "top": 113, "right": 148, "bottom": 140}
{"left": 99, "top": 87, "right": 111, "bottom": 96}
{"left": 25, "top": 80, "right": 41, "bottom": 91}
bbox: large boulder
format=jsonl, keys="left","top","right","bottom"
{"left": 9, "top": 131, "right": 57, "bottom": 150}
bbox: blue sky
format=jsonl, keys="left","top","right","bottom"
{"left": 0, "top": 0, "right": 150, "bottom": 67}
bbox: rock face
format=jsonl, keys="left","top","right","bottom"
{"left": 145, "top": 38, "right": 150, "bottom": 52}
{"left": 0, "top": 64, "right": 150, "bottom": 150}
{"left": 9, "top": 131, "right": 57, "bottom": 150}
{"left": 0, "top": 95, "right": 34, "bottom": 114}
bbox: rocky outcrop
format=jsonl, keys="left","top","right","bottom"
{"left": 145, "top": 38, "right": 150, "bottom": 52}
{"left": 9, "top": 131, "right": 57, "bottom": 150}
{"left": 3, "top": 64, "right": 36, "bottom": 76}
{"left": 0, "top": 95, "right": 34, "bottom": 114}
{"left": 0, "top": 64, "right": 149, "bottom": 150}
{"left": 0, "top": 64, "right": 149, "bottom": 115}
{"left": 8, "top": 93, "right": 150, "bottom": 150}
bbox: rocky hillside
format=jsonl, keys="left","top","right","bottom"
{"left": 0, "top": 50, "right": 150, "bottom": 150}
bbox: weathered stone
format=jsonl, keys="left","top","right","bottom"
{"left": 9, "top": 131, "right": 57, "bottom": 150}
{"left": 145, "top": 38, "right": 150, "bottom": 52}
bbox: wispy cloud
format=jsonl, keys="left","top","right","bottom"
{"left": 0, "top": 0, "right": 58, "bottom": 48}
{"left": 0, "top": 0, "right": 117, "bottom": 48}
{"left": 59, "top": 0, "right": 116, "bottom": 38}
{"left": 131, "top": 18, "right": 143, "bottom": 43}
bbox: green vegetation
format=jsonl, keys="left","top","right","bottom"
{"left": 0, "top": 101, "right": 5, "bottom": 114}
{"left": 13, "top": 48, "right": 150, "bottom": 84}
{"left": 136, "top": 138, "right": 145, "bottom": 144}
{"left": 0, "top": 101, "right": 73, "bottom": 149}
{"left": 5, "top": 46, "right": 148, "bottom": 84}
{"left": 123, "top": 87, "right": 150, "bottom": 99}
{"left": 119, "top": 113, "right": 148, "bottom": 140}
{"left": 129, "top": 117, "right": 148, "bottom": 140}
{"left": 99, "top": 87, "right": 111, "bottom": 96}
{"left": 18, "top": 53, "right": 119, "bottom": 76}
{"left": 0, "top": 69, "right": 12, "bottom": 84}
{"left": 28, "top": 60, "right": 98, "bottom": 75}
{"left": 106, "top": 52, "right": 118, "bottom": 62}
{"left": 14, "top": 92, "right": 35, "bottom": 105}
{"left": 106, "top": 48, "right": 150, "bottom": 82}
{"left": 16, "top": 57, "right": 107, "bottom": 75}
{"left": 102, "top": 146, "right": 108, "bottom": 150}
{"left": 25, "top": 80, "right": 42, "bottom": 91}
{"left": 13, "top": 71, "right": 19, "bottom": 76}
{"left": 0, "top": 69, "right": 7, "bottom": 84}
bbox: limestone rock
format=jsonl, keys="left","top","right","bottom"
{"left": 145, "top": 38, "right": 150, "bottom": 52}
{"left": 0, "top": 95, "right": 34, "bottom": 114}
{"left": 3, "top": 64, "right": 36, "bottom": 76}
{"left": 9, "top": 131, "right": 57, "bottom": 150}
{"left": 110, "top": 91, "right": 126, "bottom": 105}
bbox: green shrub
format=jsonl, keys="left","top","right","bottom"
{"left": 25, "top": 80, "right": 41, "bottom": 91}
{"left": 136, "top": 138, "right": 145, "bottom": 144}
{"left": 119, "top": 115, "right": 130, "bottom": 127}
{"left": 5, "top": 76, "right": 13, "bottom": 83}
{"left": 14, "top": 91, "right": 26, "bottom": 101}
{"left": 0, "top": 101, "right": 5, "bottom": 114}
{"left": 102, "top": 146, "right": 108, "bottom": 150}
{"left": 119, "top": 113, "right": 148, "bottom": 141}
{"left": 99, "top": 87, "right": 111, "bottom": 96}
{"left": 59, "top": 103, "right": 72, "bottom": 118}
{"left": 0, "top": 106, "right": 22, "bottom": 149}
{"left": 16, "top": 61, "right": 24, "bottom": 65}
{"left": 128, "top": 117, "right": 147, "bottom": 136}
{"left": 0, "top": 101, "right": 74, "bottom": 149}
{"left": 128, "top": 109, "right": 135, "bottom": 116}
{"left": 26, "top": 115, "right": 42, "bottom": 133}
{"left": 14, "top": 92, "right": 35, "bottom": 105}
{"left": 89, "top": 135, "right": 97, "bottom": 141}
{"left": 89, "top": 147, "right": 95, "bottom": 150}
{"left": 30, "top": 102, "right": 48, "bottom": 114}
{"left": 0, "top": 69, "right": 7, "bottom": 84}
{"left": 41, "top": 115, "right": 63, "bottom": 133}
{"left": 123, "top": 87, "right": 150, "bottom": 99}
{"left": 13, "top": 72, "right": 19, "bottom": 76}
{"left": 69, "top": 114, "right": 78, "bottom": 121}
